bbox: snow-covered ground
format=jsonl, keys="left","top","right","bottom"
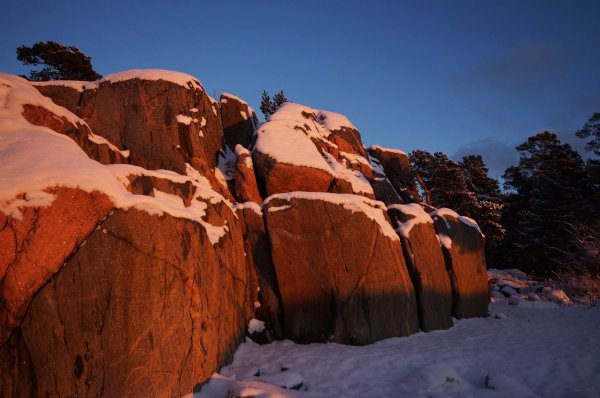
{"left": 200, "top": 288, "right": 600, "bottom": 397}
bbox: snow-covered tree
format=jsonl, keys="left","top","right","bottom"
{"left": 17, "top": 41, "right": 102, "bottom": 81}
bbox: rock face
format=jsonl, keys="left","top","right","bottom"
{"left": 388, "top": 204, "right": 453, "bottom": 331}
{"left": 233, "top": 145, "right": 263, "bottom": 203}
{"left": 369, "top": 146, "right": 419, "bottom": 204}
{"left": 78, "top": 74, "right": 223, "bottom": 174}
{"left": 253, "top": 150, "right": 334, "bottom": 196}
{"left": 33, "top": 82, "right": 84, "bottom": 114}
{"left": 2, "top": 206, "right": 250, "bottom": 397}
{"left": 431, "top": 209, "right": 489, "bottom": 318}
{"left": 0, "top": 188, "right": 113, "bottom": 345}
{"left": 264, "top": 193, "right": 419, "bottom": 345}
{"left": 253, "top": 104, "right": 376, "bottom": 199}
{"left": 21, "top": 104, "right": 128, "bottom": 165}
{"left": 0, "top": 71, "right": 492, "bottom": 395}
{"left": 220, "top": 93, "right": 257, "bottom": 151}
{"left": 236, "top": 204, "right": 283, "bottom": 340}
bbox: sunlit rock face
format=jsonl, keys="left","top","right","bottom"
{"left": 431, "top": 208, "right": 489, "bottom": 319}
{"left": 368, "top": 145, "right": 420, "bottom": 204}
{"left": 1, "top": 70, "right": 489, "bottom": 395}
{"left": 220, "top": 93, "right": 258, "bottom": 151}
{"left": 264, "top": 193, "right": 419, "bottom": 345}
{"left": 388, "top": 204, "right": 453, "bottom": 332}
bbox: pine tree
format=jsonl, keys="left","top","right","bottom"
{"left": 260, "top": 91, "right": 274, "bottom": 118}
{"left": 576, "top": 112, "right": 600, "bottom": 156}
{"left": 17, "top": 41, "right": 102, "bottom": 81}
{"left": 272, "top": 90, "right": 289, "bottom": 108}
{"left": 501, "top": 131, "right": 589, "bottom": 274}
{"left": 409, "top": 150, "right": 475, "bottom": 214}
{"left": 411, "top": 150, "right": 506, "bottom": 266}
{"left": 461, "top": 155, "right": 506, "bottom": 265}
{"left": 259, "top": 90, "right": 290, "bottom": 118}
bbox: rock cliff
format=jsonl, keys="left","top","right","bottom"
{"left": 0, "top": 70, "right": 488, "bottom": 396}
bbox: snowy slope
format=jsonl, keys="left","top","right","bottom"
{"left": 200, "top": 301, "right": 600, "bottom": 397}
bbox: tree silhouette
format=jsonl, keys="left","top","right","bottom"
{"left": 17, "top": 41, "right": 102, "bottom": 81}
{"left": 260, "top": 90, "right": 289, "bottom": 118}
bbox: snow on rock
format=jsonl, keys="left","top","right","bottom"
{"left": 323, "top": 152, "right": 373, "bottom": 196}
{"left": 370, "top": 144, "right": 407, "bottom": 156}
{"left": 548, "top": 289, "right": 571, "bottom": 305}
{"left": 235, "top": 144, "right": 251, "bottom": 162}
{"left": 92, "top": 69, "right": 204, "bottom": 90}
{"left": 203, "top": 301, "right": 600, "bottom": 397}
{"left": 255, "top": 103, "right": 332, "bottom": 174}
{"left": 488, "top": 269, "right": 573, "bottom": 306}
{"left": 33, "top": 80, "right": 87, "bottom": 92}
{"left": 387, "top": 203, "right": 433, "bottom": 238}
{"left": 315, "top": 109, "right": 356, "bottom": 132}
{"left": 2, "top": 73, "right": 84, "bottom": 127}
{"left": 0, "top": 73, "right": 231, "bottom": 245}
{"left": 248, "top": 318, "right": 266, "bottom": 335}
{"left": 431, "top": 208, "right": 484, "bottom": 236}
{"left": 232, "top": 201, "right": 263, "bottom": 215}
{"left": 438, "top": 233, "right": 452, "bottom": 249}
{"left": 265, "top": 192, "right": 398, "bottom": 241}
{"left": 175, "top": 114, "right": 198, "bottom": 125}
{"left": 254, "top": 102, "right": 376, "bottom": 196}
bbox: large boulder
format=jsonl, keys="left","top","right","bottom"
{"left": 253, "top": 104, "right": 334, "bottom": 196}
{"left": 1, "top": 205, "right": 250, "bottom": 397}
{"left": 220, "top": 93, "right": 257, "bottom": 151}
{"left": 430, "top": 208, "right": 489, "bottom": 318}
{"left": 0, "top": 73, "right": 253, "bottom": 396}
{"left": 368, "top": 145, "right": 419, "bottom": 203}
{"left": 78, "top": 70, "right": 223, "bottom": 174}
{"left": 253, "top": 103, "right": 377, "bottom": 198}
{"left": 264, "top": 192, "right": 418, "bottom": 345}
{"left": 388, "top": 204, "right": 453, "bottom": 331}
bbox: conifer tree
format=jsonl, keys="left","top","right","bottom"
{"left": 260, "top": 91, "right": 274, "bottom": 118}
{"left": 259, "top": 90, "right": 290, "bottom": 118}
{"left": 501, "top": 131, "right": 589, "bottom": 274}
{"left": 409, "top": 150, "right": 475, "bottom": 214}
{"left": 17, "top": 41, "right": 102, "bottom": 81}
{"left": 273, "top": 90, "right": 289, "bottom": 108}
{"left": 576, "top": 112, "right": 600, "bottom": 156}
{"left": 461, "top": 155, "right": 506, "bottom": 264}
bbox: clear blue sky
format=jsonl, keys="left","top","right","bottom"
{"left": 2, "top": 0, "right": 599, "bottom": 177}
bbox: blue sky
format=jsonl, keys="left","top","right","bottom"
{"left": 2, "top": 0, "right": 599, "bottom": 177}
